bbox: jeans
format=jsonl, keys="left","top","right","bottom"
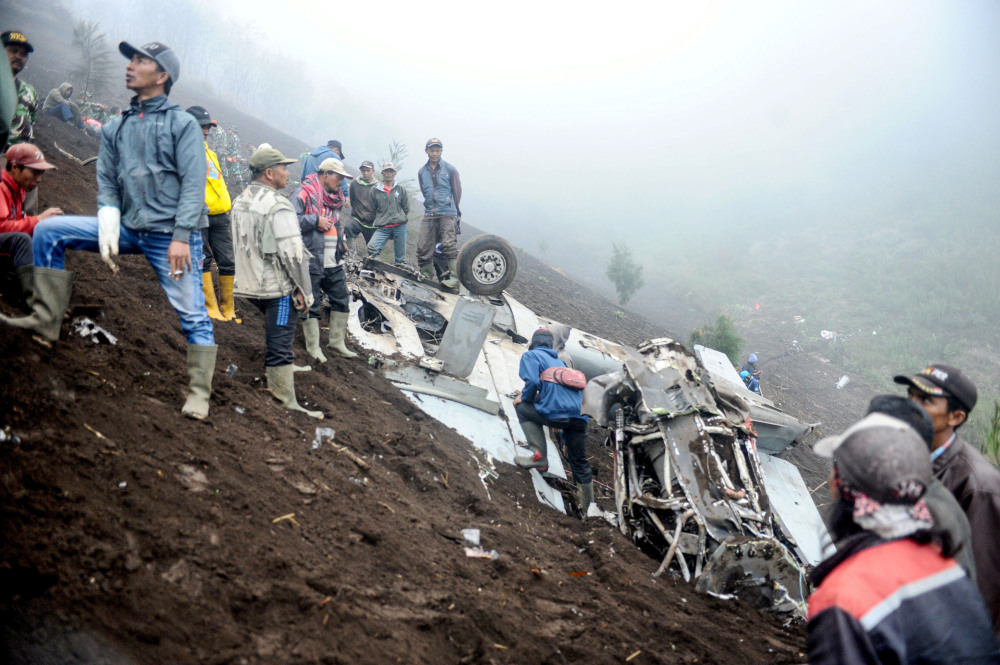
{"left": 201, "top": 212, "right": 234, "bottom": 275}
{"left": 367, "top": 224, "right": 408, "bottom": 264}
{"left": 344, "top": 217, "right": 376, "bottom": 245}
{"left": 246, "top": 295, "right": 296, "bottom": 367}
{"left": 33, "top": 215, "right": 215, "bottom": 346}
{"left": 515, "top": 401, "right": 591, "bottom": 484}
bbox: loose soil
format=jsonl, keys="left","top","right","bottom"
{"left": 3, "top": 5, "right": 886, "bottom": 662}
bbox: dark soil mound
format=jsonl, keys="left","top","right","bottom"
{"left": 1, "top": 112, "right": 807, "bottom": 665}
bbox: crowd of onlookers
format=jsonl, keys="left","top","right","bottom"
{"left": 4, "top": 27, "right": 1000, "bottom": 665}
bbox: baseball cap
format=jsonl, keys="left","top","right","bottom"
{"left": 814, "top": 412, "right": 918, "bottom": 459}
{"left": 185, "top": 105, "right": 217, "bottom": 127}
{"left": 318, "top": 158, "right": 353, "bottom": 179}
{"left": 425, "top": 138, "right": 443, "bottom": 149}
{"left": 380, "top": 161, "right": 397, "bottom": 172}
{"left": 1, "top": 31, "right": 33, "bottom": 53}
{"left": 894, "top": 364, "right": 977, "bottom": 413}
{"left": 119, "top": 41, "right": 180, "bottom": 85}
{"left": 359, "top": 160, "right": 375, "bottom": 170}
{"left": 327, "top": 140, "right": 344, "bottom": 157}
{"left": 5, "top": 143, "right": 55, "bottom": 170}
{"left": 249, "top": 147, "right": 297, "bottom": 171}
{"left": 828, "top": 415, "right": 932, "bottom": 505}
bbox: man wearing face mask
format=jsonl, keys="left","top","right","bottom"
{"left": 2, "top": 40, "right": 216, "bottom": 421}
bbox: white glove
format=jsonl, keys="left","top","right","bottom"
{"left": 97, "top": 207, "right": 121, "bottom": 273}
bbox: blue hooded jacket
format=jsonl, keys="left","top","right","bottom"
{"left": 519, "top": 346, "right": 588, "bottom": 422}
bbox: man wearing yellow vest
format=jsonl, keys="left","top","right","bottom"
{"left": 187, "top": 105, "right": 237, "bottom": 321}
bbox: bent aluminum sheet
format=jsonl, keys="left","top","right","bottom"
{"left": 757, "top": 452, "right": 829, "bottom": 565}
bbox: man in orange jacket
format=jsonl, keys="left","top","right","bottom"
{"left": 0, "top": 143, "right": 61, "bottom": 309}
{"left": 187, "top": 105, "right": 237, "bottom": 321}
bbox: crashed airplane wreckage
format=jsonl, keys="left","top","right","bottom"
{"left": 343, "top": 235, "right": 827, "bottom": 618}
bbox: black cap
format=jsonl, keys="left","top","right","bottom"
{"left": 894, "top": 364, "right": 978, "bottom": 414}
{"left": 327, "top": 140, "right": 344, "bottom": 158}
{"left": 2, "top": 30, "right": 33, "bottom": 53}
{"left": 185, "top": 105, "right": 217, "bottom": 127}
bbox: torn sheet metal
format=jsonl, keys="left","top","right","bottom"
{"left": 757, "top": 453, "right": 829, "bottom": 565}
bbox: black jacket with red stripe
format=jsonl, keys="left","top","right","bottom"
{"left": 806, "top": 536, "right": 999, "bottom": 665}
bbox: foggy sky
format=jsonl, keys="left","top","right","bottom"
{"left": 67, "top": 0, "right": 1000, "bottom": 261}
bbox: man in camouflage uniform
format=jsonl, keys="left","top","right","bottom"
{"left": 3, "top": 31, "right": 37, "bottom": 147}
{"left": 3, "top": 31, "right": 39, "bottom": 215}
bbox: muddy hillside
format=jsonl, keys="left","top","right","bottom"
{"left": 0, "top": 119, "right": 821, "bottom": 665}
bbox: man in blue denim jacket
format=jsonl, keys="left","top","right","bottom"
{"left": 2, "top": 41, "right": 217, "bottom": 420}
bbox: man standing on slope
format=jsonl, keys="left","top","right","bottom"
{"left": 231, "top": 147, "right": 322, "bottom": 418}
{"left": 186, "top": 105, "right": 237, "bottom": 322}
{"left": 344, "top": 160, "right": 378, "bottom": 254}
{"left": 367, "top": 161, "right": 410, "bottom": 267}
{"left": 416, "top": 138, "right": 460, "bottom": 289}
{"left": 2, "top": 41, "right": 217, "bottom": 420}
{"left": 896, "top": 364, "right": 1000, "bottom": 638}
{"left": 290, "top": 156, "right": 356, "bottom": 362}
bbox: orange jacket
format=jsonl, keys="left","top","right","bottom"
{"left": 0, "top": 169, "right": 39, "bottom": 235}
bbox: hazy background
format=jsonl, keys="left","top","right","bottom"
{"left": 11, "top": 0, "right": 1000, "bottom": 435}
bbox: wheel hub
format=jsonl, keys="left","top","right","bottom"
{"left": 472, "top": 251, "right": 506, "bottom": 285}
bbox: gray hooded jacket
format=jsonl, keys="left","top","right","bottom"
{"left": 97, "top": 94, "right": 206, "bottom": 242}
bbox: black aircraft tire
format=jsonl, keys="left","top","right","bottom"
{"left": 457, "top": 234, "right": 518, "bottom": 296}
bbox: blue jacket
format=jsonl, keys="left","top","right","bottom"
{"left": 97, "top": 94, "right": 206, "bottom": 242}
{"left": 745, "top": 376, "right": 761, "bottom": 395}
{"left": 300, "top": 145, "right": 349, "bottom": 196}
{"left": 417, "top": 159, "right": 460, "bottom": 217}
{"left": 519, "top": 346, "right": 587, "bottom": 422}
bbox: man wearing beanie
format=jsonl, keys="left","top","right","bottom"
{"left": 895, "top": 363, "right": 1000, "bottom": 637}
{"left": 806, "top": 413, "right": 998, "bottom": 664}
{"left": 512, "top": 327, "right": 594, "bottom": 515}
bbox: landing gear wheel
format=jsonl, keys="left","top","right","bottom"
{"left": 456, "top": 234, "right": 518, "bottom": 296}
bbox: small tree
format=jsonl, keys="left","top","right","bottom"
{"left": 689, "top": 314, "right": 744, "bottom": 366}
{"left": 605, "top": 242, "right": 644, "bottom": 308}
{"left": 380, "top": 140, "right": 420, "bottom": 219}
{"left": 69, "top": 21, "right": 116, "bottom": 97}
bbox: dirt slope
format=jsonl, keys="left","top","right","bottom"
{"left": 0, "top": 120, "right": 812, "bottom": 664}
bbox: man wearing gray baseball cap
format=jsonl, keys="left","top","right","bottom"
{"left": 5, "top": 39, "right": 217, "bottom": 420}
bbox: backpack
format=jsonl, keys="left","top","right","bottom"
{"left": 540, "top": 366, "right": 588, "bottom": 391}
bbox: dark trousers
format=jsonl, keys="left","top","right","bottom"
{"left": 344, "top": 217, "right": 376, "bottom": 244}
{"left": 305, "top": 264, "right": 349, "bottom": 319}
{"left": 201, "top": 212, "right": 235, "bottom": 275}
{"left": 0, "top": 232, "right": 33, "bottom": 269}
{"left": 515, "top": 401, "right": 591, "bottom": 484}
{"left": 416, "top": 215, "right": 458, "bottom": 265}
{"left": 246, "top": 294, "right": 297, "bottom": 367}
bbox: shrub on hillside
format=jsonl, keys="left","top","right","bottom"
{"left": 689, "top": 314, "right": 744, "bottom": 366}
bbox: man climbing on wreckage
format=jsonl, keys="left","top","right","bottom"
{"left": 512, "top": 327, "right": 595, "bottom": 515}
{"left": 2, "top": 40, "right": 218, "bottom": 420}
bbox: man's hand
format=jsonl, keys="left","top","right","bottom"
{"left": 512, "top": 395, "right": 522, "bottom": 406}
{"left": 97, "top": 207, "right": 121, "bottom": 273}
{"left": 168, "top": 241, "right": 192, "bottom": 280}
{"left": 317, "top": 216, "right": 333, "bottom": 232}
{"left": 38, "top": 207, "right": 64, "bottom": 221}
{"left": 293, "top": 289, "right": 307, "bottom": 311}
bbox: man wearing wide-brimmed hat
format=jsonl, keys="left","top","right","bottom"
{"left": 3, "top": 39, "right": 218, "bottom": 421}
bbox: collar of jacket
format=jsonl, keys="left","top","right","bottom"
{"left": 933, "top": 434, "right": 966, "bottom": 471}
{"left": 124, "top": 93, "right": 172, "bottom": 117}
{"left": 1, "top": 169, "right": 25, "bottom": 202}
